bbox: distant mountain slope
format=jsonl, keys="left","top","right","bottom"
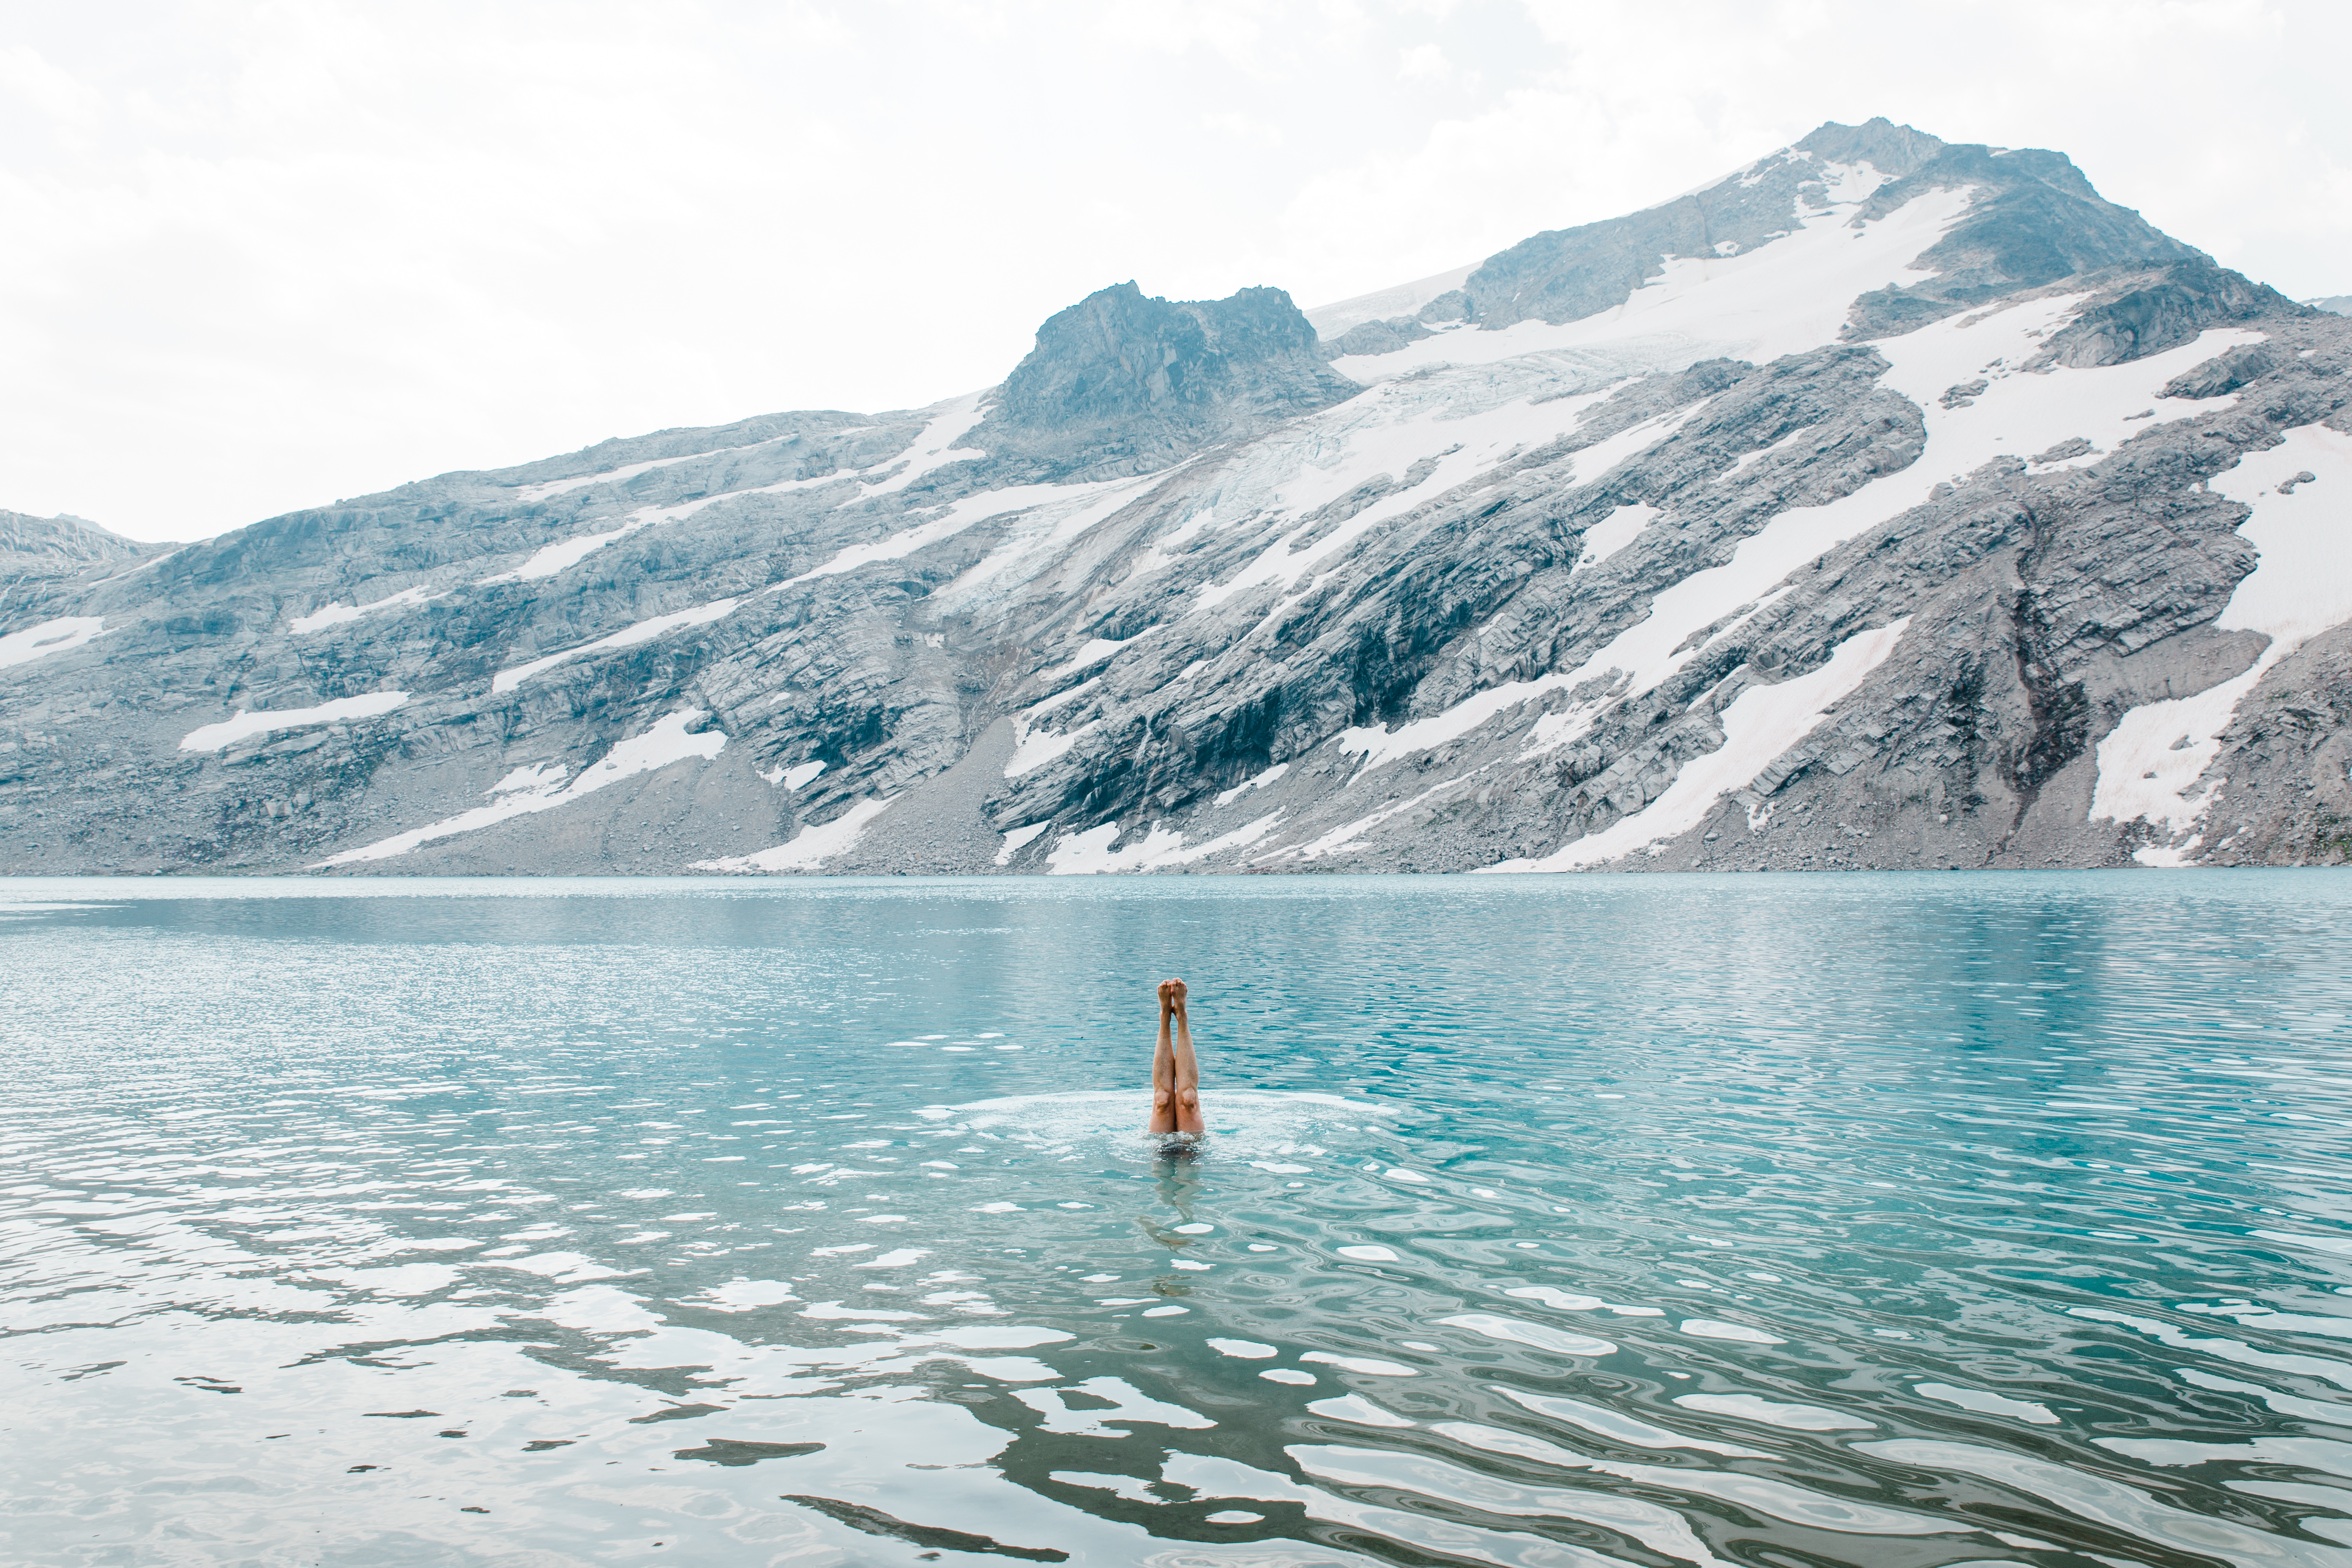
{"left": 1303, "top": 264, "right": 1475, "bottom": 341}
{"left": 2, "top": 511, "right": 155, "bottom": 578}
{"left": 2311, "top": 295, "right": 2352, "bottom": 315}
{"left": 3, "top": 119, "right": 2347, "bottom": 875}
{"left": 1, "top": 512, "right": 162, "bottom": 654}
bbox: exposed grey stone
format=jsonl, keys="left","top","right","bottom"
{"left": 2193, "top": 620, "right": 2352, "bottom": 866}
{"left": 974, "top": 282, "right": 1356, "bottom": 481}
{"left": 1, "top": 511, "right": 155, "bottom": 579}
{"left": 1458, "top": 120, "right": 1947, "bottom": 335}
{"left": 1416, "top": 290, "right": 1472, "bottom": 325}
{"left": 1318, "top": 315, "right": 1434, "bottom": 361}
{"left": 1843, "top": 146, "right": 2207, "bottom": 339}
{"left": 2038, "top": 265, "right": 2299, "bottom": 369}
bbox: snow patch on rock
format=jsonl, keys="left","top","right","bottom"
{"left": 319, "top": 709, "right": 724, "bottom": 865}
{"left": 1046, "top": 813, "right": 1282, "bottom": 874}
{"left": 181, "top": 691, "right": 410, "bottom": 752}
{"left": 697, "top": 796, "right": 895, "bottom": 874}
{"left": 493, "top": 597, "right": 742, "bottom": 692}
{"left": 993, "top": 821, "right": 1051, "bottom": 866}
{"left": 0, "top": 616, "right": 106, "bottom": 671}
{"left": 1571, "top": 504, "right": 1661, "bottom": 574}
{"left": 289, "top": 587, "right": 440, "bottom": 633}
{"left": 1214, "top": 762, "right": 1289, "bottom": 807}
{"left": 1005, "top": 716, "right": 1098, "bottom": 779}
{"left": 1487, "top": 619, "right": 1910, "bottom": 871}
{"left": 2093, "top": 422, "right": 2352, "bottom": 859}
{"left": 1331, "top": 169, "right": 1970, "bottom": 384}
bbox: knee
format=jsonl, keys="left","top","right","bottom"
{"left": 1154, "top": 1087, "right": 1173, "bottom": 1108}
{"left": 1178, "top": 1088, "right": 1199, "bottom": 1110}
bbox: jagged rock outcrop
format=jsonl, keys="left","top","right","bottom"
{"left": 976, "top": 282, "right": 1358, "bottom": 480}
{"left": 1841, "top": 141, "right": 2208, "bottom": 336}
{"left": 2, "top": 511, "right": 153, "bottom": 578}
{"left": 3, "top": 120, "right": 2348, "bottom": 876}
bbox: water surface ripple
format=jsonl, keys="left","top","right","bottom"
{"left": 6, "top": 873, "right": 2352, "bottom": 1567}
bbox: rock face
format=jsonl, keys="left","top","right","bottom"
{"left": 981, "top": 282, "right": 1359, "bottom": 479}
{"left": 2, "top": 511, "right": 154, "bottom": 576}
{"left": 4, "top": 120, "right": 2349, "bottom": 877}
{"left": 1465, "top": 119, "right": 1951, "bottom": 333}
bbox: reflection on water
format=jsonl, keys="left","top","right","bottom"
{"left": 6, "top": 871, "right": 2352, "bottom": 1566}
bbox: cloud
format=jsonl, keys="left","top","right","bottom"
{"left": 0, "top": 0, "right": 2344, "bottom": 541}
{"left": 0, "top": 44, "right": 104, "bottom": 126}
{"left": 1396, "top": 42, "right": 1474, "bottom": 87}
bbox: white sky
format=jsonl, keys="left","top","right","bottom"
{"left": 5, "top": 0, "right": 2348, "bottom": 544}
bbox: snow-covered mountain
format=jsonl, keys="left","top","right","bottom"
{"left": 5, "top": 117, "right": 2348, "bottom": 876}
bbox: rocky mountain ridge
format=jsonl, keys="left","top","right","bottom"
{"left": 4, "top": 117, "right": 2348, "bottom": 876}
{"left": 3, "top": 511, "right": 157, "bottom": 585}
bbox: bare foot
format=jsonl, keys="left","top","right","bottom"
{"left": 1158, "top": 977, "right": 1188, "bottom": 1010}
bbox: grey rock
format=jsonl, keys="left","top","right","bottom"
{"left": 2038, "top": 264, "right": 2298, "bottom": 369}
{"left": 1842, "top": 144, "right": 2207, "bottom": 338}
{"left": 2, "top": 511, "right": 163, "bottom": 635}
{"left": 975, "top": 282, "right": 1356, "bottom": 481}
{"left": 1416, "top": 290, "right": 1472, "bottom": 325}
{"left": 2, "top": 511, "right": 155, "bottom": 579}
{"left": 1317, "top": 315, "right": 1434, "bottom": 361}
{"left": 1457, "top": 119, "right": 1950, "bottom": 335}
{"left": 2194, "top": 622, "right": 2352, "bottom": 866}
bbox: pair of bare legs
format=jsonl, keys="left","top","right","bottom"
{"left": 1149, "top": 978, "right": 1205, "bottom": 1136}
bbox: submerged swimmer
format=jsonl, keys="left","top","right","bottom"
{"left": 1149, "top": 978, "right": 1205, "bottom": 1137}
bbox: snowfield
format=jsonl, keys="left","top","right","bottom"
{"left": 694, "top": 796, "right": 896, "bottom": 873}
{"left": 319, "top": 709, "right": 727, "bottom": 866}
{"left": 289, "top": 587, "right": 440, "bottom": 634}
{"left": 181, "top": 691, "right": 410, "bottom": 752}
{"left": 1330, "top": 165, "right": 1971, "bottom": 384}
{"left": 0, "top": 617, "right": 106, "bottom": 671}
{"left": 2093, "top": 422, "right": 2352, "bottom": 862}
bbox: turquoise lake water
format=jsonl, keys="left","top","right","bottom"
{"left": 6, "top": 872, "right": 2352, "bottom": 1567}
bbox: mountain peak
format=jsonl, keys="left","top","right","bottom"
{"left": 1322, "top": 119, "right": 2212, "bottom": 348}
{"left": 1791, "top": 117, "right": 1946, "bottom": 180}
{"left": 979, "top": 282, "right": 1358, "bottom": 479}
